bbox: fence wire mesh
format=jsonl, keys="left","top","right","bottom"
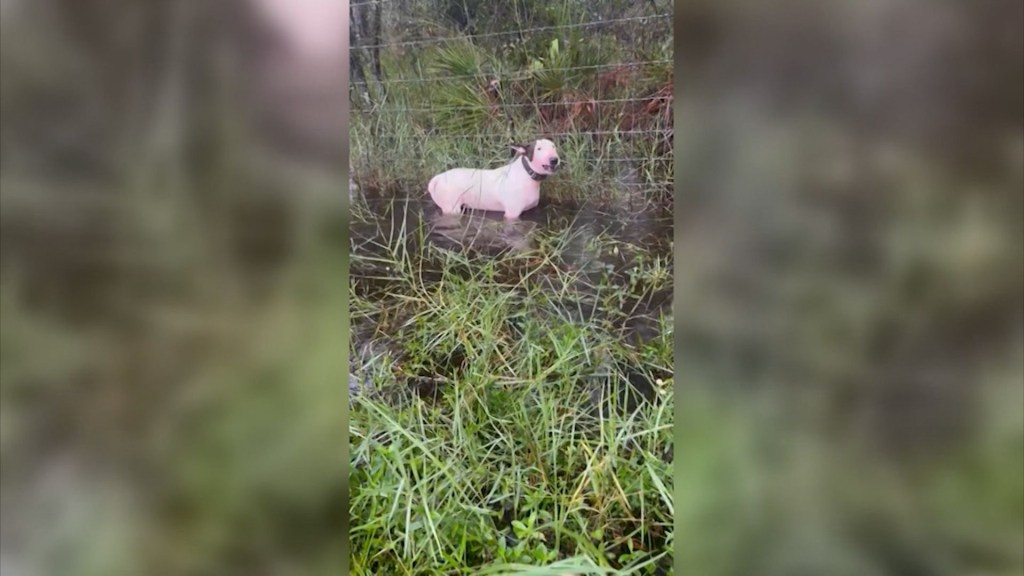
{"left": 349, "top": 0, "right": 673, "bottom": 205}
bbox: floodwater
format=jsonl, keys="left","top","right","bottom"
{"left": 348, "top": 186, "right": 674, "bottom": 410}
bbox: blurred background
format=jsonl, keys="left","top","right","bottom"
{"left": 675, "top": 0, "right": 1023, "bottom": 575}
{"left": 1, "top": 1, "right": 348, "bottom": 574}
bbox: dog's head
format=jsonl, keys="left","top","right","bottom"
{"left": 510, "top": 138, "right": 561, "bottom": 175}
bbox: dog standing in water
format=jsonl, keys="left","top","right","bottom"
{"left": 427, "top": 139, "right": 561, "bottom": 220}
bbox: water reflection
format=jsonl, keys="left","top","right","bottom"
{"left": 426, "top": 210, "right": 538, "bottom": 254}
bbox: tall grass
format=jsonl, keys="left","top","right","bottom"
{"left": 348, "top": 202, "right": 673, "bottom": 572}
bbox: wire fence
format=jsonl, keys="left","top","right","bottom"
{"left": 350, "top": 13, "right": 671, "bottom": 51}
{"left": 349, "top": 0, "right": 674, "bottom": 202}
{"left": 349, "top": 60, "right": 672, "bottom": 86}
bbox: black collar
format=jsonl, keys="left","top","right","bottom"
{"left": 520, "top": 155, "right": 547, "bottom": 181}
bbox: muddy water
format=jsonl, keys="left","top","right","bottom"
{"left": 349, "top": 188, "right": 674, "bottom": 407}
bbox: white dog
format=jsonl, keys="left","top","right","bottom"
{"left": 427, "top": 139, "right": 561, "bottom": 220}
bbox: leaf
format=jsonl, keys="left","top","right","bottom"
{"left": 512, "top": 520, "right": 528, "bottom": 538}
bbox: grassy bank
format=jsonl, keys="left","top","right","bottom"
{"left": 347, "top": 201, "right": 674, "bottom": 573}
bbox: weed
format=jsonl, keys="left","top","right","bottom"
{"left": 348, "top": 206, "right": 673, "bottom": 573}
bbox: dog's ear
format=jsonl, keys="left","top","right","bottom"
{"left": 524, "top": 140, "right": 536, "bottom": 161}
{"left": 510, "top": 143, "right": 527, "bottom": 158}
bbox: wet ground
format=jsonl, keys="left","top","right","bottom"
{"left": 348, "top": 187, "right": 674, "bottom": 408}
{"left": 348, "top": 187, "right": 674, "bottom": 574}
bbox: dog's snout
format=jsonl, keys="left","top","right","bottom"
{"left": 550, "top": 157, "right": 560, "bottom": 167}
